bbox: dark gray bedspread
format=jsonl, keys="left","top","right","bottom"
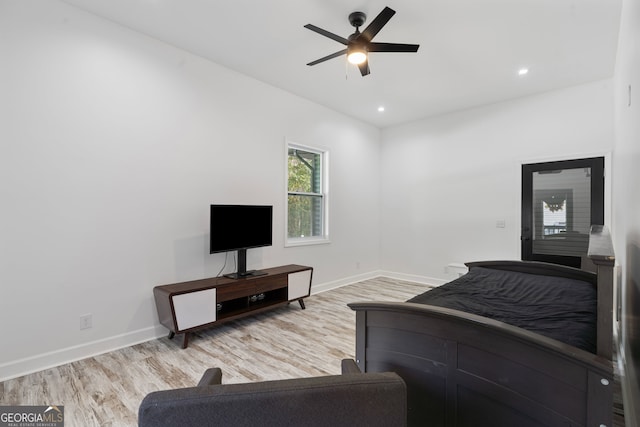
{"left": 407, "top": 266, "right": 597, "bottom": 353}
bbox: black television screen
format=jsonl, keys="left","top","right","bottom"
{"left": 210, "top": 204, "right": 273, "bottom": 278}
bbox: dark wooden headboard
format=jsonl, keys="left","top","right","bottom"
{"left": 588, "top": 225, "right": 615, "bottom": 360}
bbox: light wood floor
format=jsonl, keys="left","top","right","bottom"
{"left": 0, "top": 277, "right": 625, "bottom": 426}
{"left": 0, "top": 278, "right": 430, "bottom": 426}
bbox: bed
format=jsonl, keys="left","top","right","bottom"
{"left": 349, "top": 225, "right": 615, "bottom": 427}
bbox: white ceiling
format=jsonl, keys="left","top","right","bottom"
{"left": 61, "top": 0, "right": 622, "bottom": 128}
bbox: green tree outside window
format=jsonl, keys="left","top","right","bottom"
{"left": 287, "top": 146, "right": 326, "bottom": 241}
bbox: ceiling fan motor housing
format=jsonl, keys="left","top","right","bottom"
{"left": 349, "top": 11, "right": 367, "bottom": 28}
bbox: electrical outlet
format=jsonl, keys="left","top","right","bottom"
{"left": 80, "top": 314, "right": 93, "bottom": 330}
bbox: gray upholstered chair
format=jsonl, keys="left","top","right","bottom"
{"left": 138, "top": 359, "right": 406, "bottom": 427}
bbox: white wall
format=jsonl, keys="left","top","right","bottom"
{"left": 0, "top": 1, "right": 380, "bottom": 380}
{"left": 380, "top": 80, "right": 614, "bottom": 281}
{"left": 613, "top": 0, "right": 640, "bottom": 423}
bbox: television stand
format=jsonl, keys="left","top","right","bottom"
{"left": 153, "top": 264, "right": 313, "bottom": 348}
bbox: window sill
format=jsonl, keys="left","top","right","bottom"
{"left": 285, "top": 237, "right": 331, "bottom": 248}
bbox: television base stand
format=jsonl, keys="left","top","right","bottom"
{"left": 223, "top": 270, "right": 267, "bottom": 279}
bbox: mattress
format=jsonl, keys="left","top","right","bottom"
{"left": 407, "top": 266, "right": 597, "bottom": 353}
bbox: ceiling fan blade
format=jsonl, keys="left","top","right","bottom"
{"left": 359, "top": 6, "right": 395, "bottom": 42}
{"left": 307, "top": 49, "right": 348, "bottom": 66}
{"left": 368, "top": 42, "right": 420, "bottom": 53}
{"left": 304, "top": 24, "right": 349, "bottom": 45}
{"left": 358, "top": 59, "right": 370, "bottom": 76}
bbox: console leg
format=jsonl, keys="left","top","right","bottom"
{"left": 168, "top": 331, "right": 175, "bottom": 340}
{"left": 299, "top": 299, "right": 306, "bottom": 310}
{"left": 181, "top": 333, "right": 189, "bottom": 349}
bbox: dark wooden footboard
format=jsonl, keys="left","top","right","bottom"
{"left": 349, "top": 301, "right": 613, "bottom": 427}
{"left": 349, "top": 226, "right": 616, "bottom": 426}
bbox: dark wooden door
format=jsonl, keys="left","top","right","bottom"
{"left": 521, "top": 157, "right": 604, "bottom": 268}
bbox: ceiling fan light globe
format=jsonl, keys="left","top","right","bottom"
{"left": 347, "top": 51, "right": 367, "bottom": 65}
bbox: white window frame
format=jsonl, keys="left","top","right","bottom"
{"left": 285, "top": 141, "right": 330, "bottom": 247}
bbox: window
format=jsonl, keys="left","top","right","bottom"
{"left": 542, "top": 197, "right": 567, "bottom": 236}
{"left": 286, "top": 143, "right": 328, "bottom": 245}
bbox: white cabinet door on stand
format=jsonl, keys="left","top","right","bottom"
{"left": 288, "top": 269, "right": 313, "bottom": 309}
{"left": 173, "top": 288, "right": 217, "bottom": 331}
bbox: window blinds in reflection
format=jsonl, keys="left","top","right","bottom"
{"left": 532, "top": 168, "right": 591, "bottom": 257}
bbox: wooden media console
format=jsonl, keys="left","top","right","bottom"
{"left": 153, "top": 264, "right": 313, "bottom": 348}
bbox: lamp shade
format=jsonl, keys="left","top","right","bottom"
{"left": 347, "top": 44, "right": 367, "bottom": 64}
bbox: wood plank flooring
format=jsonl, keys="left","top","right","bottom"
{"left": 0, "top": 278, "right": 429, "bottom": 426}
{"left": 0, "top": 277, "right": 625, "bottom": 426}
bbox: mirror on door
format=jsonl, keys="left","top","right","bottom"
{"left": 522, "top": 157, "right": 604, "bottom": 269}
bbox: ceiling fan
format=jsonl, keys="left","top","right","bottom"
{"left": 304, "top": 6, "right": 419, "bottom": 76}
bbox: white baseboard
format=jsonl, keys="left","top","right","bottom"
{"left": 1, "top": 271, "right": 446, "bottom": 382}
{"left": 0, "top": 325, "right": 167, "bottom": 382}
{"left": 310, "top": 270, "right": 384, "bottom": 294}
{"left": 378, "top": 270, "right": 448, "bottom": 287}
{"left": 311, "top": 270, "right": 446, "bottom": 296}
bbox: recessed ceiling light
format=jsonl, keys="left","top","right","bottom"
{"left": 518, "top": 68, "right": 529, "bottom": 76}
{"left": 377, "top": 106, "right": 385, "bottom": 112}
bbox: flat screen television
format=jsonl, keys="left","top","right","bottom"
{"left": 210, "top": 204, "right": 273, "bottom": 279}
